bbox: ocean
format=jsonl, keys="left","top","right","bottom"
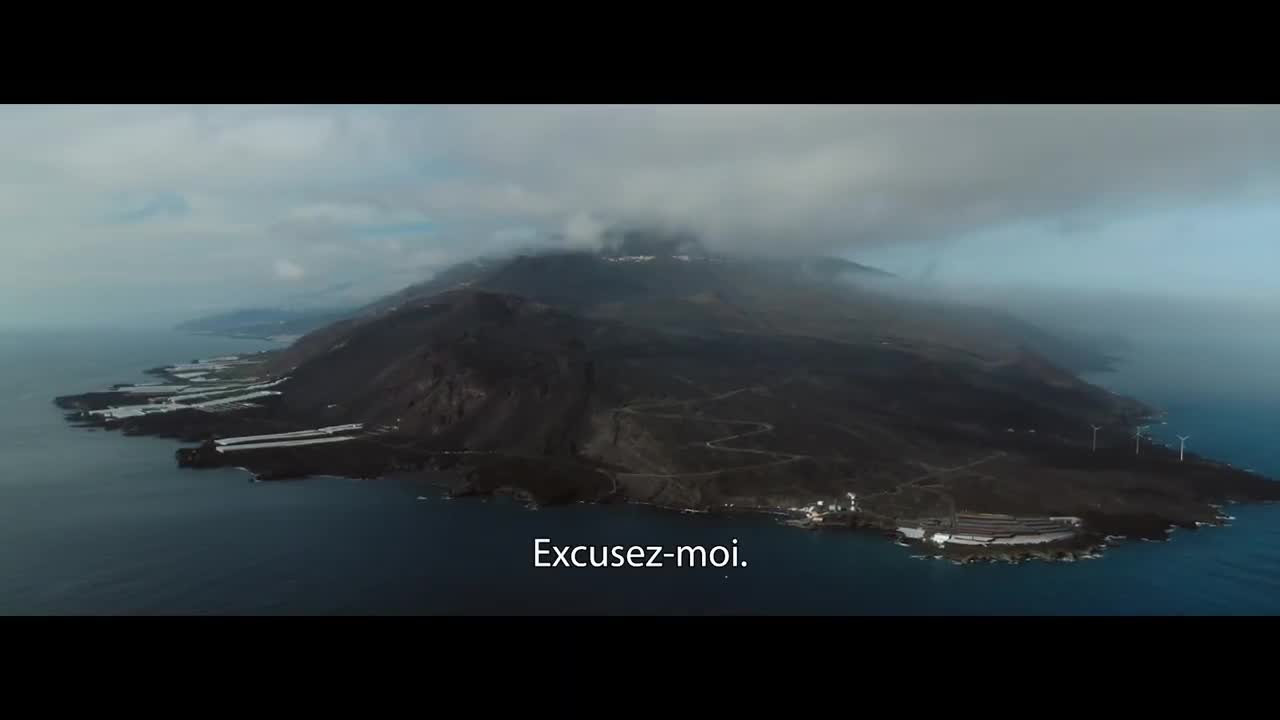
{"left": 2, "top": 327, "right": 1279, "bottom": 615}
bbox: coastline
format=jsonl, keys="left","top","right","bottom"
{"left": 51, "top": 349, "right": 1280, "bottom": 568}
{"left": 178, "top": 330, "right": 298, "bottom": 344}
{"left": 15, "top": 320, "right": 1280, "bottom": 615}
{"left": 442, "top": 473, "right": 1247, "bottom": 565}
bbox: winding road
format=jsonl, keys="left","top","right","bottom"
{"left": 612, "top": 386, "right": 806, "bottom": 483}
{"left": 364, "top": 384, "right": 1007, "bottom": 511}
{"left": 857, "top": 451, "right": 1007, "bottom": 521}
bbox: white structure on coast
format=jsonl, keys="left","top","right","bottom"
{"left": 215, "top": 435, "right": 358, "bottom": 453}
{"left": 214, "top": 424, "right": 364, "bottom": 447}
{"left": 897, "top": 512, "right": 1079, "bottom": 548}
{"left": 85, "top": 354, "right": 290, "bottom": 421}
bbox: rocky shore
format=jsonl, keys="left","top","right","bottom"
{"left": 759, "top": 502, "right": 1250, "bottom": 565}
{"left": 52, "top": 332, "right": 1280, "bottom": 570}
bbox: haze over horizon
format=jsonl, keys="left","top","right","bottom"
{"left": 3, "top": 105, "right": 1280, "bottom": 329}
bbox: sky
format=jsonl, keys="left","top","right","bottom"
{"left": 3, "top": 104, "right": 1280, "bottom": 328}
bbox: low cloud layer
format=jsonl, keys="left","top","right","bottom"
{"left": 3, "top": 105, "right": 1280, "bottom": 325}
{"left": 273, "top": 259, "right": 305, "bottom": 281}
{"left": 407, "top": 105, "right": 1280, "bottom": 255}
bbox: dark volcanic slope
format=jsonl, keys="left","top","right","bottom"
{"left": 266, "top": 288, "right": 1135, "bottom": 462}
{"left": 217, "top": 285, "right": 1279, "bottom": 527}
{"left": 270, "top": 291, "right": 633, "bottom": 458}
{"left": 57, "top": 235, "right": 1279, "bottom": 539}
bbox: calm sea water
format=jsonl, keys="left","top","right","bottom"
{"left": 1, "top": 328, "right": 1278, "bottom": 615}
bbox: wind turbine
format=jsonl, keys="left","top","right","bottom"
{"left": 1090, "top": 424, "right": 1102, "bottom": 452}
{"left": 1177, "top": 435, "right": 1191, "bottom": 461}
{"left": 1135, "top": 425, "right": 1148, "bottom": 456}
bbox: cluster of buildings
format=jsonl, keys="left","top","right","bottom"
{"left": 602, "top": 255, "right": 701, "bottom": 263}
{"left": 788, "top": 493, "right": 858, "bottom": 523}
{"left": 84, "top": 356, "right": 282, "bottom": 421}
{"left": 90, "top": 376, "right": 289, "bottom": 420}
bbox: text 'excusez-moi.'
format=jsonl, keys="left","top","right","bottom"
{"left": 533, "top": 539, "right": 747, "bottom": 569}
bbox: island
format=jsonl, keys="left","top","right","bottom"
{"left": 55, "top": 229, "right": 1280, "bottom": 564}
{"left": 175, "top": 307, "right": 353, "bottom": 343}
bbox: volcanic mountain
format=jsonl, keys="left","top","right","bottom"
{"left": 56, "top": 229, "right": 1280, "bottom": 551}
{"left": 325, "top": 231, "right": 1114, "bottom": 374}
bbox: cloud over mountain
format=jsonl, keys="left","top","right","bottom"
{"left": 4, "top": 104, "right": 1280, "bottom": 324}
